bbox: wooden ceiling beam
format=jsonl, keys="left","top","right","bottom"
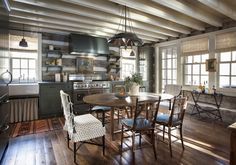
{"left": 108, "top": 0, "right": 205, "bottom": 30}
{"left": 13, "top": 0, "right": 190, "bottom": 34}
{"left": 10, "top": 21, "right": 153, "bottom": 44}
{"left": 9, "top": 17, "right": 159, "bottom": 42}
{"left": 62, "top": 0, "right": 191, "bottom": 33}
{"left": 9, "top": 10, "right": 167, "bottom": 40}
{"left": 198, "top": 0, "right": 236, "bottom": 20}
{"left": 11, "top": 2, "right": 177, "bottom": 37}
{"left": 151, "top": 0, "right": 222, "bottom": 27}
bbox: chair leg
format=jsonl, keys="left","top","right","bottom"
{"left": 102, "top": 111, "right": 105, "bottom": 127}
{"left": 169, "top": 100, "right": 172, "bottom": 110}
{"left": 67, "top": 132, "right": 70, "bottom": 148}
{"left": 139, "top": 133, "right": 142, "bottom": 147}
{"left": 168, "top": 127, "right": 172, "bottom": 157}
{"left": 151, "top": 130, "right": 157, "bottom": 159}
{"left": 102, "top": 135, "right": 105, "bottom": 156}
{"left": 132, "top": 132, "right": 135, "bottom": 161}
{"left": 180, "top": 125, "right": 184, "bottom": 150}
{"left": 218, "top": 109, "right": 223, "bottom": 121}
{"left": 117, "top": 110, "right": 120, "bottom": 124}
{"left": 163, "top": 126, "right": 165, "bottom": 141}
{"left": 74, "top": 142, "right": 77, "bottom": 163}
{"left": 120, "top": 125, "right": 124, "bottom": 152}
{"left": 125, "top": 107, "right": 130, "bottom": 118}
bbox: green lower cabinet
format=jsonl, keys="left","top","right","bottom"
{"left": 39, "top": 82, "right": 72, "bottom": 118}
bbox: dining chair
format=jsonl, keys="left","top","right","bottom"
{"left": 155, "top": 96, "right": 188, "bottom": 157}
{"left": 90, "top": 105, "right": 111, "bottom": 126}
{"left": 112, "top": 84, "right": 130, "bottom": 122}
{"left": 60, "top": 90, "right": 105, "bottom": 163}
{"left": 161, "top": 84, "right": 182, "bottom": 110}
{"left": 120, "top": 96, "right": 161, "bottom": 161}
{"left": 88, "top": 88, "right": 111, "bottom": 126}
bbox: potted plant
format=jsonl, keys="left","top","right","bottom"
{"left": 125, "top": 73, "right": 143, "bottom": 95}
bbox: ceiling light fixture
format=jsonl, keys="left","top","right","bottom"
{"left": 19, "top": 24, "right": 28, "bottom": 47}
{"left": 108, "top": 5, "right": 142, "bottom": 50}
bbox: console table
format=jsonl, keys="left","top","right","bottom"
{"left": 190, "top": 91, "right": 223, "bottom": 121}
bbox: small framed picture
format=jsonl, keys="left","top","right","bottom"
{"left": 76, "top": 57, "right": 94, "bottom": 73}
{"left": 206, "top": 58, "right": 217, "bottom": 72}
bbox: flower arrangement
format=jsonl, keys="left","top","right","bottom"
{"left": 124, "top": 73, "right": 143, "bottom": 88}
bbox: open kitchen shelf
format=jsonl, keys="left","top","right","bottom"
{"left": 45, "top": 49, "right": 63, "bottom": 73}
{"left": 46, "top": 50, "right": 63, "bottom": 58}
{"left": 45, "top": 65, "right": 63, "bottom": 72}
{"left": 107, "top": 51, "right": 121, "bottom": 73}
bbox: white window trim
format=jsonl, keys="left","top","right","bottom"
{"left": 160, "top": 45, "right": 178, "bottom": 91}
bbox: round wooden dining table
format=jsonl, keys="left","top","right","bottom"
{"left": 83, "top": 92, "right": 174, "bottom": 140}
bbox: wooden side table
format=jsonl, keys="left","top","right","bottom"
{"left": 228, "top": 122, "right": 236, "bottom": 165}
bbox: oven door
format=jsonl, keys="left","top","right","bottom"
{"left": 72, "top": 88, "right": 110, "bottom": 115}
{"left": 73, "top": 89, "right": 89, "bottom": 105}
{"left": 73, "top": 89, "right": 90, "bottom": 115}
{"left": 88, "top": 88, "right": 110, "bottom": 95}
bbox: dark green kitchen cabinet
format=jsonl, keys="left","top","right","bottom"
{"left": 39, "top": 82, "right": 72, "bottom": 118}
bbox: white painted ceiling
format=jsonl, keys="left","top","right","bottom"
{"left": 7, "top": 0, "right": 236, "bottom": 44}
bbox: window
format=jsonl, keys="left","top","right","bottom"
{"left": 184, "top": 54, "right": 209, "bottom": 86}
{"left": 139, "top": 51, "right": 147, "bottom": 81}
{"left": 218, "top": 51, "right": 236, "bottom": 88}
{"left": 161, "top": 47, "right": 177, "bottom": 90}
{"left": 139, "top": 60, "right": 147, "bottom": 81}
{"left": 0, "top": 34, "right": 39, "bottom": 83}
{"left": 120, "top": 48, "right": 136, "bottom": 80}
{"left": 11, "top": 56, "right": 37, "bottom": 83}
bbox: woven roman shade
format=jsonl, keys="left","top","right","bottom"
{"left": 215, "top": 31, "right": 236, "bottom": 52}
{"left": 181, "top": 37, "right": 209, "bottom": 56}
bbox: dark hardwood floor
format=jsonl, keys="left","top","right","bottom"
{"left": 1, "top": 114, "right": 230, "bottom": 165}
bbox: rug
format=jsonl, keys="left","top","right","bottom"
{"left": 11, "top": 117, "right": 64, "bottom": 138}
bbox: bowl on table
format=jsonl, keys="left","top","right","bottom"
{"left": 114, "top": 93, "right": 128, "bottom": 99}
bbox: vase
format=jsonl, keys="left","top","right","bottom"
{"left": 129, "top": 83, "right": 140, "bottom": 96}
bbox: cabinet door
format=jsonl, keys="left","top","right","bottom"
{"left": 39, "top": 83, "right": 72, "bottom": 118}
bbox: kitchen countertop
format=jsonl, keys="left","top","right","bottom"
{"left": 9, "top": 94, "right": 39, "bottom": 99}
{"left": 38, "top": 81, "right": 72, "bottom": 84}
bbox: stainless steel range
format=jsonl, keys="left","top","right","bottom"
{"left": 69, "top": 74, "right": 110, "bottom": 115}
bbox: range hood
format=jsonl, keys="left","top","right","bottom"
{"left": 69, "top": 34, "right": 109, "bottom": 55}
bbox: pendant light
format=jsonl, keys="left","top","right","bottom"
{"left": 108, "top": 6, "right": 142, "bottom": 48}
{"left": 19, "top": 24, "right": 28, "bottom": 47}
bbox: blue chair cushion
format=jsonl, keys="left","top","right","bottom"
{"left": 156, "top": 114, "right": 170, "bottom": 123}
{"left": 91, "top": 106, "right": 111, "bottom": 111}
{"left": 121, "top": 117, "right": 152, "bottom": 130}
{"left": 156, "top": 114, "right": 181, "bottom": 126}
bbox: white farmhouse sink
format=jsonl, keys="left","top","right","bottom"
{"left": 9, "top": 83, "right": 39, "bottom": 96}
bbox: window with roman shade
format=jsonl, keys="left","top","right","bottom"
{"left": 182, "top": 37, "right": 209, "bottom": 86}
{"left": 215, "top": 31, "right": 236, "bottom": 52}
{"left": 216, "top": 31, "right": 236, "bottom": 88}
{"left": 182, "top": 37, "right": 209, "bottom": 56}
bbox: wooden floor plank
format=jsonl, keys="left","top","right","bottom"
{"left": 1, "top": 114, "right": 230, "bottom": 165}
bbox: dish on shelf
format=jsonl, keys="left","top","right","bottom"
{"left": 114, "top": 93, "right": 128, "bottom": 99}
